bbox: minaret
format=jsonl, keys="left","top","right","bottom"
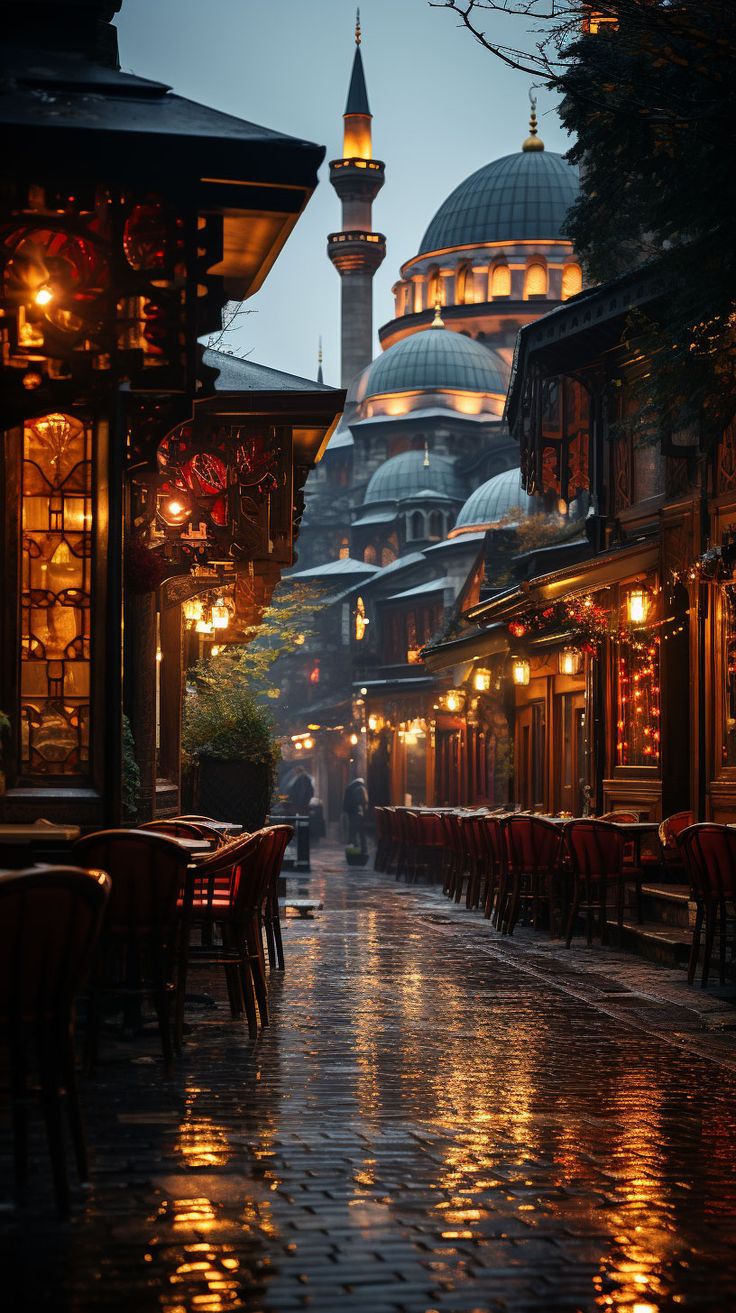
{"left": 328, "top": 10, "right": 386, "bottom": 389}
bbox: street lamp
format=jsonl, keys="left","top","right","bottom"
{"left": 511, "top": 656, "right": 531, "bottom": 687}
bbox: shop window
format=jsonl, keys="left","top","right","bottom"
{"left": 20, "top": 412, "right": 93, "bottom": 777}
{"left": 490, "top": 264, "right": 511, "bottom": 298}
{"left": 723, "top": 590, "right": 736, "bottom": 767}
{"left": 561, "top": 263, "right": 583, "bottom": 301}
{"left": 524, "top": 262, "right": 547, "bottom": 298}
{"left": 616, "top": 639, "right": 660, "bottom": 767}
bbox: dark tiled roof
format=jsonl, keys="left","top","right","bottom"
{"left": 203, "top": 348, "right": 338, "bottom": 394}
{"left": 419, "top": 150, "right": 579, "bottom": 253}
{"left": 455, "top": 468, "right": 536, "bottom": 529}
{"left": 363, "top": 451, "right": 465, "bottom": 506}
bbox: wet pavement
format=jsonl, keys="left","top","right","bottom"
{"left": 2, "top": 846, "right": 736, "bottom": 1312}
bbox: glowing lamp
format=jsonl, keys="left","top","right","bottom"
{"left": 155, "top": 647, "right": 163, "bottom": 663}
{"left": 473, "top": 667, "right": 492, "bottom": 692}
{"left": 511, "top": 657, "right": 531, "bottom": 687}
{"left": 183, "top": 598, "right": 204, "bottom": 624}
{"left": 349, "top": 732, "right": 359, "bottom": 746}
{"left": 195, "top": 618, "right": 213, "bottom": 635}
{"left": 211, "top": 598, "right": 229, "bottom": 630}
{"left": 559, "top": 646, "right": 583, "bottom": 677}
{"left": 158, "top": 490, "right": 193, "bottom": 527}
{"left": 303, "top": 738, "right": 314, "bottom": 750}
{"left": 627, "top": 586, "right": 649, "bottom": 626}
{"left": 294, "top": 741, "right": 303, "bottom": 751}
{"left": 34, "top": 284, "right": 54, "bottom": 307}
{"left": 368, "top": 715, "right": 378, "bottom": 732}
{"left": 446, "top": 692, "right": 459, "bottom": 713}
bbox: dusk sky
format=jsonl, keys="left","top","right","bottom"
{"left": 117, "top": 0, "right": 570, "bottom": 385}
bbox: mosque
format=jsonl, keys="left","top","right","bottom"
{"left": 281, "top": 17, "right": 583, "bottom": 822}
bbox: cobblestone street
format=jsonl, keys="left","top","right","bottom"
{"left": 3, "top": 847, "right": 736, "bottom": 1312}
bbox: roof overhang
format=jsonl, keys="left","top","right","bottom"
{"left": 422, "top": 624, "right": 510, "bottom": 674}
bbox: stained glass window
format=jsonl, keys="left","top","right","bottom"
{"left": 20, "top": 413, "right": 93, "bottom": 776}
{"left": 616, "top": 639, "right": 660, "bottom": 768}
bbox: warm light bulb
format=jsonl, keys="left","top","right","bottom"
{"left": 473, "top": 668, "right": 491, "bottom": 692}
{"left": 511, "top": 657, "right": 531, "bottom": 687}
{"left": 155, "top": 647, "right": 163, "bottom": 663}
{"left": 303, "top": 737, "right": 314, "bottom": 750}
{"left": 368, "top": 715, "right": 377, "bottom": 731}
{"left": 627, "top": 587, "right": 649, "bottom": 626}
{"left": 295, "top": 741, "right": 303, "bottom": 750}
{"left": 446, "top": 692, "right": 459, "bottom": 713}
{"left": 211, "top": 599, "right": 229, "bottom": 630}
{"left": 34, "top": 284, "right": 53, "bottom": 307}
{"left": 167, "top": 499, "right": 184, "bottom": 517}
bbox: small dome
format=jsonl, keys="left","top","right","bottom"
{"left": 419, "top": 150, "right": 579, "bottom": 254}
{"left": 363, "top": 450, "right": 465, "bottom": 506}
{"left": 362, "top": 326, "right": 507, "bottom": 400}
{"left": 453, "top": 468, "right": 536, "bottom": 531}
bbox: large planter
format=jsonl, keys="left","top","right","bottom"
{"left": 194, "top": 756, "right": 272, "bottom": 832}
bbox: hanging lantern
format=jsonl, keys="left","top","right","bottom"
{"left": 473, "top": 667, "right": 492, "bottom": 692}
{"left": 158, "top": 488, "right": 193, "bottom": 527}
{"left": 303, "top": 737, "right": 314, "bottom": 751}
{"left": 195, "top": 617, "right": 213, "bottom": 634}
{"left": 511, "top": 656, "right": 531, "bottom": 687}
{"left": 211, "top": 598, "right": 229, "bottom": 630}
{"left": 559, "top": 646, "right": 583, "bottom": 676}
{"left": 183, "top": 598, "right": 204, "bottom": 624}
{"left": 445, "top": 691, "right": 461, "bottom": 713}
{"left": 349, "top": 732, "right": 359, "bottom": 746}
{"left": 627, "top": 586, "right": 650, "bottom": 626}
{"left": 368, "top": 714, "right": 378, "bottom": 732}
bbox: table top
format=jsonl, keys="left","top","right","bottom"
{"left": 0, "top": 823, "right": 81, "bottom": 841}
{"left": 204, "top": 821, "right": 242, "bottom": 835}
{"left": 128, "top": 830, "right": 213, "bottom": 853}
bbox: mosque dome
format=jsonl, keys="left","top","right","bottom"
{"left": 452, "top": 467, "right": 536, "bottom": 532}
{"left": 363, "top": 450, "right": 465, "bottom": 506}
{"left": 362, "top": 324, "right": 508, "bottom": 401}
{"left": 419, "top": 150, "right": 579, "bottom": 254}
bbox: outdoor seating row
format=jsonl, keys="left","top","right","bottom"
{"left": 0, "top": 815, "right": 291, "bottom": 1213}
{"left": 374, "top": 806, "right": 734, "bottom": 984}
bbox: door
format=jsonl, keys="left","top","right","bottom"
{"left": 556, "top": 691, "right": 587, "bottom": 815}
{"left": 516, "top": 701, "right": 546, "bottom": 810}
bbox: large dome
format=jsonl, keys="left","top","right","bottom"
{"left": 362, "top": 325, "right": 507, "bottom": 401}
{"left": 419, "top": 150, "right": 579, "bottom": 254}
{"left": 453, "top": 468, "right": 536, "bottom": 532}
{"left": 363, "top": 450, "right": 465, "bottom": 506}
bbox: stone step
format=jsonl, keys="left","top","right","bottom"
{"left": 639, "top": 882, "right": 693, "bottom": 929}
{"left": 607, "top": 917, "right": 693, "bottom": 968}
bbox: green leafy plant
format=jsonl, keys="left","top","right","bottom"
{"left": 122, "top": 713, "right": 141, "bottom": 821}
{"left": 183, "top": 660, "right": 280, "bottom": 791}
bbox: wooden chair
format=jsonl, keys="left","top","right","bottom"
{"left": 677, "top": 823, "right": 736, "bottom": 986}
{"left": 659, "top": 811, "right": 694, "bottom": 878}
{"left": 0, "top": 865, "right": 110, "bottom": 1213}
{"left": 73, "top": 829, "right": 192, "bottom": 1070}
{"left": 138, "top": 818, "right": 226, "bottom": 846}
{"left": 563, "top": 819, "right": 630, "bottom": 947}
{"left": 258, "top": 824, "right": 293, "bottom": 971}
{"left": 480, "top": 815, "right": 507, "bottom": 922}
{"left": 497, "top": 816, "right": 562, "bottom": 935}
{"left": 186, "top": 831, "right": 267, "bottom": 1042}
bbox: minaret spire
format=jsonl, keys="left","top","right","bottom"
{"left": 522, "top": 92, "right": 545, "bottom": 152}
{"left": 328, "top": 17, "right": 386, "bottom": 389}
{"left": 317, "top": 336, "right": 324, "bottom": 385}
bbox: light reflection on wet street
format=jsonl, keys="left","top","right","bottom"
{"left": 2, "top": 850, "right": 736, "bottom": 1312}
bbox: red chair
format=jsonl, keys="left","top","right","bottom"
{"left": 373, "top": 807, "right": 389, "bottom": 872}
{"left": 138, "top": 818, "right": 226, "bottom": 846}
{"left": 0, "top": 865, "right": 110, "bottom": 1213}
{"left": 440, "top": 812, "right": 465, "bottom": 899}
{"left": 259, "top": 824, "right": 293, "bottom": 972}
{"left": 659, "top": 811, "right": 694, "bottom": 878}
{"left": 480, "top": 815, "right": 507, "bottom": 922}
{"left": 73, "top": 829, "right": 192, "bottom": 1069}
{"left": 497, "top": 816, "right": 562, "bottom": 935}
{"left": 563, "top": 819, "right": 630, "bottom": 947}
{"left": 186, "top": 831, "right": 267, "bottom": 1042}
{"left": 677, "top": 823, "right": 736, "bottom": 986}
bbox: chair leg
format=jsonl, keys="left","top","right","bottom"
{"left": 10, "top": 1037, "right": 28, "bottom": 1199}
{"left": 152, "top": 985, "right": 174, "bottom": 1073}
{"left": 263, "top": 912, "right": 277, "bottom": 970}
{"left": 565, "top": 885, "right": 579, "bottom": 948}
{"left": 688, "top": 902, "right": 704, "bottom": 986}
{"left": 719, "top": 898, "right": 728, "bottom": 986}
{"left": 63, "top": 1038, "right": 89, "bottom": 1183}
{"left": 238, "top": 958, "right": 259, "bottom": 1043}
{"left": 702, "top": 904, "right": 716, "bottom": 987}
{"left": 248, "top": 924, "right": 270, "bottom": 1028}
{"left": 39, "top": 1044, "right": 69, "bottom": 1216}
{"left": 272, "top": 899, "right": 285, "bottom": 971}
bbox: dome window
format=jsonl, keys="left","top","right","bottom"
{"left": 525, "top": 262, "right": 548, "bottom": 298}
{"left": 561, "top": 263, "right": 583, "bottom": 301}
{"left": 426, "top": 266, "right": 443, "bottom": 308}
{"left": 409, "top": 510, "right": 426, "bottom": 540}
{"left": 490, "top": 264, "right": 511, "bottom": 298}
{"left": 456, "top": 264, "right": 475, "bottom": 305}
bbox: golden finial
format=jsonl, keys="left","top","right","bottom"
{"left": 423, "top": 441, "right": 430, "bottom": 468}
{"left": 431, "top": 301, "right": 445, "bottom": 329}
{"left": 355, "top": 7, "right": 361, "bottom": 45}
{"left": 522, "top": 92, "right": 545, "bottom": 152}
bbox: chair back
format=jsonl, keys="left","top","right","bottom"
{"left": 599, "top": 810, "right": 639, "bottom": 823}
{"left": 257, "top": 824, "right": 293, "bottom": 904}
{"left": 677, "top": 823, "right": 736, "bottom": 900}
{"left": 138, "top": 818, "right": 225, "bottom": 846}
{"left": 73, "top": 829, "right": 190, "bottom": 941}
{"left": 0, "top": 866, "right": 110, "bottom": 1027}
{"left": 503, "top": 815, "right": 560, "bottom": 874}
{"left": 659, "top": 810, "right": 694, "bottom": 851}
{"left": 479, "top": 814, "right": 506, "bottom": 870}
{"left": 189, "top": 830, "right": 264, "bottom": 924}
{"left": 565, "top": 819, "right": 626, "bottom": 879}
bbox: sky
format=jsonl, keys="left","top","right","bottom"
{"left": 116, "top": 0, "right": 570, "bottom": 387}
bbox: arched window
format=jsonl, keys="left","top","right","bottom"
{"left": 426, "top": 267, "right": 442, "bottom": 308}
{"left": 561, "top": 263, "right": 583, "bottom": 301}
{"left": 456, "top": 264, "right": 474, "bottom": 305}
{"left": 429, "top": 511, "right": 443, "bottom": 539}
{"left": 380, "top": 545, "right": 397, "bottom": 567}
{"left": 363, "top": 544, "right": 377, "bottom": 564}
{"left": 490, "top": 264, "right": 511, "bottom": 298}
{"left": 525, "top": 262, "right": 547, "bottom": 298}
{"left": 355, "top": 596, "right": 368, "bottom": 642}
{"left": 410, "top": 510, "right": 425, "bottom": 540}
{"left": 338, "top": 536, "right": 349, "bottom": 560}
{"left": 403, "top": 283, "right": 414, "bottom": 315}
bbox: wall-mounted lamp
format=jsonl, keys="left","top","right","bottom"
{"left": 473, "top": 667, "right": 492, "bottom": 692}
{"left": 211, "top": 598, "right": 229, "bottom": 630}
{"left": 183, "top": 598, "right": 204, "bottom": 624}
{"left": 158, "top": 489, "right": 193, "bottom": 527}
{"left": 511, "top": 656, "right": 531, "bottom": 687}
{"left": 627, "top": 586, "right": 650, "bottom": 626}
{"left": 558, "top": 646, "right": 583, "bottom": 677}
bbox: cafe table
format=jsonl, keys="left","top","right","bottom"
{"left": 0, "top": 822, "right": 81, "bottom": 868}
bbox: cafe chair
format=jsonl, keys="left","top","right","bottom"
{"left": 677, "top": 823, "right": 736, "bottom": 986}
{"left": 564, "top": 819, "right": 630, "bottom": 947}
{"left": 0, "top": 865, "right": 110, "bottom": 1214}
{"left": 480, "top": 815, "right": 507, "bottom": 923}
{"left": 659, "top": 811, "right": 694, "bottom": 878}
{"left": 373, "top": 807, "right": 390, "bottom": 872}
{"left": 186, "top": 831, "right": 267, "bottom": 1042}
{"left": 259, "top": 824, "right": 293, "bottom": 971}
{"left": 497, "top": 815, "right": 562, "bottom": 935}
{"left": 138, "top": 818, "right": 226, "bottom": 846}
{"left": 73, "top": 830, "right": 192, "bottom": 1071}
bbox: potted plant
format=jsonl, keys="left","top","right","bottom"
{"left": 183, "top": 659, "right": 280, "bottom": 833}
{"left": 344, "top": 845, "right": 370, "bottom": 868}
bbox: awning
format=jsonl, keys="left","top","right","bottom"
{"left": 422, "top": 624, "right": 509, "bottom": 674}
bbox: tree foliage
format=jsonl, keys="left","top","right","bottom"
{"left": 434, "top": 1, "right": 736, "bottom": 440}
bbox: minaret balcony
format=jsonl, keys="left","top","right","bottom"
{"left": 329, "top": 158, "right": 385, "bottom": 203}
{"left": 327, "top": 230, "right": 386, "bottom": 275}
